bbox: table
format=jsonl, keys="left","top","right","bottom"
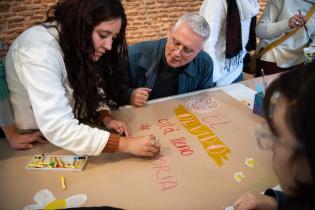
{"left": 0, "top": 74, "right": 279, "bottom": 210}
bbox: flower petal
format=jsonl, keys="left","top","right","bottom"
{"left": 23, "top": 204, "right": 42, "bottom": 210}
{"left": 66, "top": 194, "right": 87, "bottom": 207}
{"left": 34, "top": 189, "right": 56, "bottom": 206}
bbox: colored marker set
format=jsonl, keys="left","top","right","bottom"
{"left": 25, "top": 154, "right": 88, "bottom": 171}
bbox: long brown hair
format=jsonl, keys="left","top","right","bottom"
{"left": 44, "top": 0, "right": 129, "bottom": 122}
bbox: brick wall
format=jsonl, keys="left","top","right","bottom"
{"left": 0, "top": 0, "right": 267, "bottom": 56}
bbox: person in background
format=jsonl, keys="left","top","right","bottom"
{"left": 5, "top": 0, "right": 160, "bottom": 157}
{"left": 233, "top": 62, "right": 315, "bottom": 210}
{"left": 0, "top": 40, "right": 46, "bottom": 149}
{"left": 127, "top": 13, "right": 214, "bottom": 107}
{"left": 255, "top": 0, "right": 315, "bottom": 76}
{"left": 199, "top": 0, "right": 259, "bottom": 86}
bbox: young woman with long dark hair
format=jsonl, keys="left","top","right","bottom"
{"left": 5, "top": 0, "right": 160, "bottom": 156}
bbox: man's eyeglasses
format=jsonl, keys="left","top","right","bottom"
{"left": 255, "top": 121, "right": 303, "bottom": 151}
{"left": 170, "top": 37, "right": 195, "bottom": 57}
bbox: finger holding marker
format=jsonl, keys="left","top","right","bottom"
{"left": 148, "top": 144, "right": 160, "bottom": 154}
{"left": 148, "top": 135, "right": 161, "bottom": 155}
{"left": 119, "top": 135, "right": 160, "bottom": 157}
{"left": 150, "top": 134, "right": 160, "bottom": 148}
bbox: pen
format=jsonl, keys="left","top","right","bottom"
{"left": 298, "top": 9, "right": 313, "bottom": 44}
{"left": 260, "top": 69, "right": 267, "bottom": 95}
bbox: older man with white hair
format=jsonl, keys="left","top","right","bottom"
{"left": 127, "top": 13, "right": 214, "bottom": 107}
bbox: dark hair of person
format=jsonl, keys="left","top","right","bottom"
{"left": 44, "top": 0, "right": 129, "bottom": 123}
{"left": 263, "top": 62, "right": 315, "bottom": 210}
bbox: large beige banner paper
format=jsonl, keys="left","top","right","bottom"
{"left": 0, "top": 90, "right": 277, "bottom": 210}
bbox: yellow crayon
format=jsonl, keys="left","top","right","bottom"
{"left": 60, "top": 175, "right": 67, "bottom": 190}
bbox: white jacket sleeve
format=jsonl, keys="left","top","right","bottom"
{"left": 256, "top": 0, "right": 291, "bottom": 40}
{"left": 14, "top": 43, "right": 109, "bottom": 156}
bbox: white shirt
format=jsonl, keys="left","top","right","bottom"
{"left": 256, "top": 0, "right": 315, "bottom": 68}
{"left": 5, "top": 25, "right": 109, "bottom": 155}
{"left": 200, "top": 0, "right": 259, "bottom": 86}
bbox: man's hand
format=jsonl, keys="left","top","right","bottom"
{"left": 130, "top": 87, "right": 152, "bottom": 107}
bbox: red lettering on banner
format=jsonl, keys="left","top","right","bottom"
{"left": 150, "top": 155, "right": 178, "bottom": 191}
{"left": 158, "top": 118, "right": 179, "bottom": 135}
{"left": 170, "top": 137, "right": 194, "bottom": 156}
{"left": 158, "top": 119, "right": 175, "bottom": 128}
{"left": 160, "top": 181, "right": 178, "bottom": 191}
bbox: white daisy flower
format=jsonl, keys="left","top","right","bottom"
{"left": 23, "top": 189, "right": 87, "bottom": 210}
